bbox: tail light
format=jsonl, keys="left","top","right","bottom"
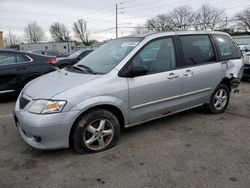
{"left": 47, "top": 58, "right": 57, "bottom": 65}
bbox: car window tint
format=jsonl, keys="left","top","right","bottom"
{"left": 180, "top": 35, "right": 216, "bottom": 65}
{"left": 0, "top": 53, "right": 29, "bottom": 65}
{"left": 45, "top": 51, "right": 58, "bottom": 56}
{"left": 213, "top": 34, "right": 241, "bottom": 60}
{"left": 16, "top": 54, "right": 26, "bottom": 62}
{"left": 0, "top": 53, "right": 16, "bottom": 65}
{"left": 132, "top": 38, "right": 176, "bottom": 74}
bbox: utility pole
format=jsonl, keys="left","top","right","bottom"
{"left": 225, "top": 17, "right": 228, "bottom": 29}
{"left": 115, "top": 4, "right": 118, "bottom": 38}
{"left": 9, "top": 29, "right": 12, "bottom": 46}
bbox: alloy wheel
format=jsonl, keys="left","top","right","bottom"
{"left": 83, "top": 119, "right": 114, "bottom": 151}
{"left": 213, "top": 89, "right": 228, "bottom": 110}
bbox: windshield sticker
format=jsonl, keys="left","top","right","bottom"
{"left": 121, "top": 42, "right": 139, "bottom": 47}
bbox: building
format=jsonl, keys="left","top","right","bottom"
{"left": 232, "top": 35, "right": 250, "bottom": 45}
{"left": 19, "top": 42, "right": 76, "bottom": 54}
{"left": 0, "top": 31, "right": 4, "bottom": 48}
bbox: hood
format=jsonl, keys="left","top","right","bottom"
{"left": 24, "top": 69, "right": 100, "bottom": 99}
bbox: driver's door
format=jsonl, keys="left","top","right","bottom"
{"left": 0, "top": 52, "right": 30, "bottom": 94}
{"left": 127, "top": 37, "right": 184, "bottom": 124}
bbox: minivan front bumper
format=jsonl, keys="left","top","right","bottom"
{"left": 14, "top": 108, "right": 79, "bottom": 150}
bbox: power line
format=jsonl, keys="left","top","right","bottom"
{"left": 122, "top": 0, "right": 165, "bottom": 9}
{"left": 90, "top": 27, "right": 115, "bottom": 34}
{"left": 118, "top": 18, "right": 250, "bottom": 30}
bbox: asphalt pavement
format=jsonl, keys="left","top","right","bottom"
{"left": 0, "top": 82, "right": 250, "bottom": 188}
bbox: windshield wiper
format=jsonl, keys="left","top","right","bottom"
{"left": 67, "top": 65, "right": 86, "bottom": 72}
{"left": 76, "top": 64, "right": 96, "bottom": 74}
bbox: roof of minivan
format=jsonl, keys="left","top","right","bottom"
{"left": 127, "top": 31, "right": 229, "bottom": 38}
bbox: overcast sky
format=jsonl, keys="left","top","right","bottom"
{"left": 0, "top": 0, "right": 248, "bottom": 42}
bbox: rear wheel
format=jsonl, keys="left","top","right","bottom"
{"left": 72, "top": 109, "right": 120, "bottom": 154}
{"left": 205, "top": 84, "right": 230, "bottom": 114}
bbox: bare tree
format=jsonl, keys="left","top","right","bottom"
{"left": 133, "top": 24, "right": 149, "bottom": 34}
{"left": 24, "top": 22, "right": 45, "bottom": 43}
{"left": 141, "top": 6, "right": 195, "bottom": 33}
{"left": 4, "top": 31, "right": 20, "bottom": 47}
{"left": 234, "top": 6, "right": 250, "bottom": 32}
{"left": 145, "top": 14, "right": 173, "bottom": 32}
{"left": 73, "top": 19, "right": 89, "bottom": 45}
{"left": 50, "top": 22, "right": 70, "bottom": 42}
{"left": 168, "top": 5, "right": 195, "bottom": 30}
{"left": 194, "top": 4, "right": 225, "bottom": 30}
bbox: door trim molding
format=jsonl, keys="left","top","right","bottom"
{"left": 127, "top": 103, "right": 204, "bottom": 128}
{"left": 131, "top": 87, "right": 212, "bottom": 110}
{"left": 0, "top": 90, "right": 15, "bottom": 94}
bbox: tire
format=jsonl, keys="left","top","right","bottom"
{"left": 72, "top": 109, "right": 120, "bottom": 154}
{"left": 205, "top": 84, "right": 230, "bottom": 114}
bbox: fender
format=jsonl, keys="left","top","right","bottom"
{"left": 71, "top": 95, "right": 130, "bottom": 125}
{"left": 224, "top": 59, "right": 244, "bottom": 89}
{"left": 225, "top": 59, "right": 244, "bottom": 79}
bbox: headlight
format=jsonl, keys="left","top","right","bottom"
{"left": 28, "top": 100, "right": 67, "bottom": 114}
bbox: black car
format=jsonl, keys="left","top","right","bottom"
{"left": 56, "top": 49, "right": 93, "bottom": 68}
{"left": 242, "top": 52, "right": 250, "bottom": 81}
{"left": 31, "top": 50, "right": 68, "bottom": 57}
{"left": 243, "top": 64, "right": 250, "bottom": 81}
{"left": 0, "top": 49, "right": 57, "bottom": 96}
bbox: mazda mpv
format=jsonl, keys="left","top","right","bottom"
{"left": 14, "top": 31, "right": 243, "bottom": 153}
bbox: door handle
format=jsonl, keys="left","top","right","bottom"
{"left": 167, "top": 73, "right": 179, "bottom": 80}
{"left": 16, "top": 67, "right": 27, "bottom": 71}
{"left": 184, "top": 69, "right": 193, "bottom": 77}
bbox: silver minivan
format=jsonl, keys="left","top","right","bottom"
{"left": 14, "top": 31, "right": 243, "bottom": 153}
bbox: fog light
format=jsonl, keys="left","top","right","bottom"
{"left": 34, "top": 136, "right": 41, "bottom": 143}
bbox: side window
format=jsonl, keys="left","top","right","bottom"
{"left": 131, "top": 38, "right": 176, "bottom": 74}
{"left": 180, "top": 35, "right": 216, "bottom": 66}
{"left": 0, "top": 53, "right": 29, "bottom": 65}
{"left": 0, "top": 53, "right": 16, "bottom": 65}
{"left": 45, "top": 51, "right": 56, "bottom": 56}
{"left": 16, "top": 54, "right": 26, "bottom": 62}
{"left": 213, "top": 34, "right": 241, "bottom": 60}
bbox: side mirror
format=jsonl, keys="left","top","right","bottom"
{"left": 119, "top": 65, "right": 148, "bottom": 77}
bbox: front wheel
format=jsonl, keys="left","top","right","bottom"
{"left": 205, "top": 84, "right": 230, "bottom": 114}
{"left": 72, "top": 109, "right": 120, "bottom": 154}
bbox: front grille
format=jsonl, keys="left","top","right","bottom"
{"left": 19, "top": 95, "right": 30, "bottom": 109}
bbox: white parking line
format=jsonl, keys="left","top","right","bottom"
{"left": 0, "top": 114, "right": 13, "bottom": 118}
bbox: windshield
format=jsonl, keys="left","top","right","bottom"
{"left": 68, "top": 49, "right": 84, "bottom": 59}
{"left": 76, "top": 37, "right": 143, "bottom": 74}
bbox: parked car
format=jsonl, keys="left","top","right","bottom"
{"left": 0, "top": 49, "right": 56, "bottom": 96}
{"left": 243, "top": 52, "right": 250, "bottom": 80}
{"left": 239, "top": 45, "right": 250, "bottom": 54}
{"left": 14, "top": 31, "right": 243, "bottom": 153}
{"left": 56, "top": 49, "right": 93, "bottom": 68}
{"left": 31, "top": 50, "right": 68, "bottom": 57}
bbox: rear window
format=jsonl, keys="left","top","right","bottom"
{"left": 213, "top": 34, "right": 241, "bottom": 60}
